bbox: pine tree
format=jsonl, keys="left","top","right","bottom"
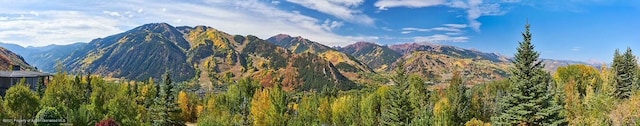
{"left": 447, "top": 71, "right": 470, "bottom": 125}
{"left": 492, "top": 22, "right": 566, "bottom": 125}
{"left": 623, "top": 48, "right": 638, "bottom": 90}
{"left": 612, "top": 48, "right": 637, "bottom": 99}
{"left": 151, "top": 72, "right": 181, "bottom": 126}
{"left": 381, "top": 59, "right": 411, "bottom": 126}
{"left": 85, "top": 72, "right": 93, "bottom": 102}
{"left": 36, "top": 77, "right": 45, "bottom": 98}
{"left": 408, "top": 75, "right": 433, "bottom": 125}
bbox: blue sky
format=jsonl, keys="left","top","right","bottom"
{"left": 0, "top": 0, "right": 638, "bottom": 63}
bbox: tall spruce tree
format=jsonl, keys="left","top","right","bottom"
{"left": 408, "top": 75, "right": 433, "bottom": 125}
{"left": 36, "top": 77, "right": 45, "bottom": 98}
{"left": 85, "top": 72, "right": 93, "bottom": 102}
{"left": 447, "top": 71, "right": 470, "bottom": 125}
{"left": 151, "top": 72, "right": 181, "bottom": 126}
{"left": 623, "top": 48, "right": 638, "bottom": 90}
{"left": 613, "top": 47, "right": 638, "bottom": 99}
{"left": 381, "top": 58, "right": 411, "bottom": 125}
{"left": 492, "top": 22, "right": 566, "bottom": 125}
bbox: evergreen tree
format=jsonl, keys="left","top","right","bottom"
{"left": 320, "top": 84, "right": 338, "bottom": 98}
{"left": 85, "top": 72, "right": 93, "bottom": 102}
{"left": 381, "top": 59, "right": 411, "bottom": 126}
{"left": 623, "top": 48, "right": 638, "bottom": 90}
{"left": 492, "top": 22, "right": 566, "bottom": 125}
{"left": 150, "top": 72, "right": 181, "bottom": 125}
{"left": 408, "top": 75, "right": 433, "bottom": 125}
{"left": 392, "top": 59, "right": 407, "bottom": 86}
{"left": 447, "top": 71, "right": 470, "bottom": 125}
{"left": 36, "top": 77, "right": 45, "bottom": 98}
{"left": 612, "top": 48, "right": 637, "bottom": 99}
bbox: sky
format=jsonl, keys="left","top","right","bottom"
{"left": 0, "top": 0, "right": 638, "bottom": 63}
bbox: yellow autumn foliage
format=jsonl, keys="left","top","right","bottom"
{"left": 321, "top": 51, "right": 348, "bottom": 64}
{"left": 331, "top": 95, "right": 357, "bottom": 125}
{"left": 250, "top": 89, "right": 271, "bottom": 126}
{"left": 465, "top": 118, "right": 491, "bottom": 126}
{"left": 434, "top": 97, "right": 453, "bottom": 126}
{"left": 318, "top": 98, "right": 332, "bottom": 125}
{"left": 178, "top": 91, "right": 194, "bottom": 122}
{"left": 187, "top": 26, "right": 229, "bottom": 49}
{"left": 609, "top": 92, "right": 640, "bottom": 125}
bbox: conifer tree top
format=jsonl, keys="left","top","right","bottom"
{"left": 513, "top": 23, "right": 543, "bottom": 77}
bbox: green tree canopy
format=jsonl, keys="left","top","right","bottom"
{"left": 4, "top": 80, "right": 40, "bottom": 120}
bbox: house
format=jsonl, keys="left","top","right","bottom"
{"left": 0, "top": 66, "right": 52, "bottom": 96}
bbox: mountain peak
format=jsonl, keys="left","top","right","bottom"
{"left": 144, "top": 22, "right": 171, "bottom": 27}
{"left": 130, "top": 22, "right": 176, "bottom": 33}
{"left": 341, "top": 42, "right": 381, "bottom": 51}
{"left": 354, "top": 41, "right": 377, "bottom": 45}
{"left": 272, "top": 34, "right": 292, "bottom": 41}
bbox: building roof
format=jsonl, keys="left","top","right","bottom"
{"left": 0, "top": 71, "right": 53, "bottom": 78}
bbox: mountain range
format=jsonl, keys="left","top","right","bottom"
{"left": 0, "top": 23, "right": 598, "bottom": 89}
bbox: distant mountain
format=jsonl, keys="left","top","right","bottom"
{"left": 339, "top": 42, "right": 598, "bottom": 85}
{"left": 266, "top": 34, "right": 372, "bottom": 82}
{"left": 0, "top": 42, "right": 87, "bottom": 72}
{"left": 391, "top": 43, "right": 511, "bottom": 84}
{"left": 19, "top": 23, "right": 357, "bottom": 91}
{"left": 0, "top": 42, "right": 32, "bottom": 55}
{"left": 335, "top": 42, "right": 510, "bottom": 84}
{"left": 0, "top": 47, "right": 34, "bottom": 71}
{"left": 337, "top": 42, "right": 401, "bottom": 71}
{"left": 540, "top": 58, "right": 599, "bottom": 73}
{"left": 179, "top": 26, "right": 356, "bottom": 91}
{"left": 389, "top": 43, "right": 510, "bottom": 63}
{"left": 397, "top": 51, "right": 510, "bottom": 84}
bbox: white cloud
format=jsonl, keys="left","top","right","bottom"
{"left": 413, "top": 34, "right": 468, "bottom": 43}
{"left": 571, "top": 47, "right": 582, "bottom": 51}
{"left": 445, "top": 32, "right": 463, "bottom": 35}
{"left": 321, "top": 19, "right": 344, "bottom": 31}
{"left": 401, "top": 24, "right": 467, "bottom": 34}
{"left": 430, "top": 27, "right": 462, "bottom": 32}
{"left": 286, "top": 0, "right": 374, "bottom": 25}
{"left": 374, "top": 0, "right": 447, "bottom": 10}
{"left": 443, "top": 23, "right": 468, "bottom": 28}
{"left": 0, "top": 11, "right": 122, "bottom": 46}
{"left": 402, "top": 27, "right": 430, "bottom": 32}
{"left": 137, "top": 8, "right": 144, "bottom": 13}
{"left": 102, "top": 11, "right": 121, "bottom": 17}
{"left": 29, "top": 11, "right": 39, "bottom": 16}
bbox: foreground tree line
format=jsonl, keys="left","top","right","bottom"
{"left": 0, "top": 23, "right": 638, "bottom": 126}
